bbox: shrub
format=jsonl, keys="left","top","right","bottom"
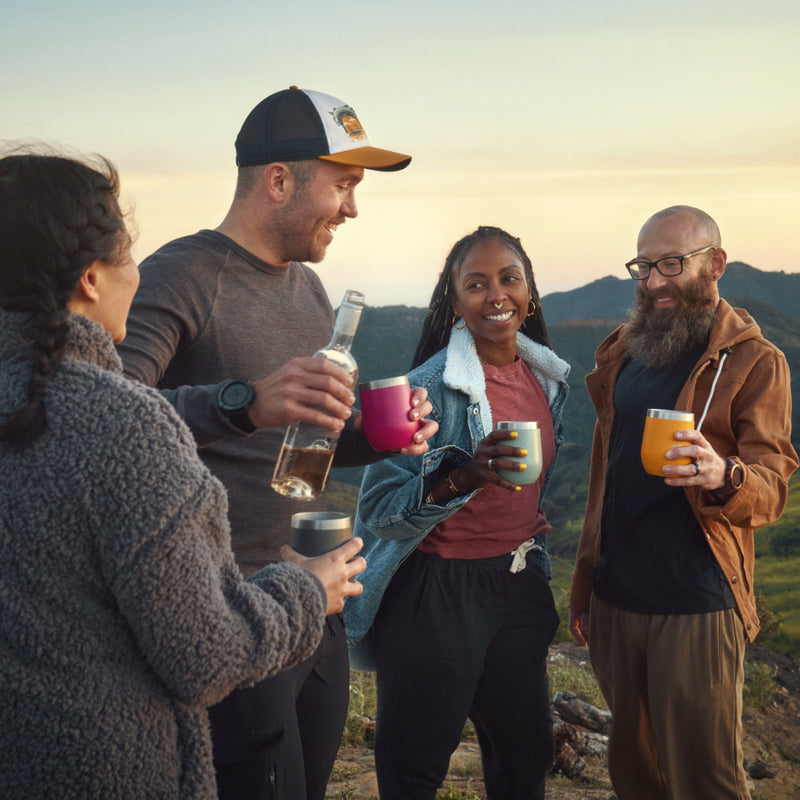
{"left": 754, "top": 592, "right": 783, "bottom": 645}
{"left": 551, "top": 588, "right": 574, "bottom": 644}
{"left": 342, "top": 671, "right": 378, "bottom": 747}
{"left": 547, "top": 652, "right": 605, "bottom": 709}
{"left": 743, "top": 661, "right": 778, "bottom": 711}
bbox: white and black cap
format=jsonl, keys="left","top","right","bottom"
{"left": 235, "top": 86, "right": 411, "bottom": 172}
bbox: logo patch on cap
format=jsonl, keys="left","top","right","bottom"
{"left": 330, "top": 105, "right": 367, "bottom": 142}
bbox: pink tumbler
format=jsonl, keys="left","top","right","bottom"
{"left": 358, "top": 376, "right": 420, "bottom": 451}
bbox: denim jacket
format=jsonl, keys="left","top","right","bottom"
{"left": 343, "top": 326, "right": 570, "bottom": 656}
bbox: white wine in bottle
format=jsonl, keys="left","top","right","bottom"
{"left": 271, "top": 290, "right": 364, "bottom": 500}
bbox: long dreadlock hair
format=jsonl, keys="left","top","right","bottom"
{"left": 411, "top": 225, "right": 550, "bottom": 369}
{"left": 0, "top": 151, "right": 129, "bottom": 450}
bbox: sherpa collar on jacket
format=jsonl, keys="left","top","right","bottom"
{"left": 442, "top": 325, "right": 570, "bottom": 436}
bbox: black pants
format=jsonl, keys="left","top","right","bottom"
{"left": 373, "top": 549, "right": 559, "bottom": 800}
{"left": 208, "top": 614, "right": 350, "bottom": 800}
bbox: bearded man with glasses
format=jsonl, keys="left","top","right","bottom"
{"left": 568, "top": 205, "right": 797, "bottom": 799}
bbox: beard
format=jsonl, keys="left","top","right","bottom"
{"left": 623, "top": 269, "right": 718, "bottom": 367}
{"left": 271, "top": 183, "right": 331, "bottom": 265}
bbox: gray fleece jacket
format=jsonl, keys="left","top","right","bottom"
{"left": 0, "top": 310, "right": 326, "bottom": 799}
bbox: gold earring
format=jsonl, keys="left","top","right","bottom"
{"left": 452, "top": 314, "right": 466, "bottom": 330}
{"left": 526, "top": 299, "right": 537, "bottom": 319}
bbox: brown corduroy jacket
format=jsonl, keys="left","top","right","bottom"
{"left": 569, "top": 300, "right": 798, "bottom": 642}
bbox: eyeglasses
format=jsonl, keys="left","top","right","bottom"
{"left": 625, "top": 246, "right": 716, "bottom": 281}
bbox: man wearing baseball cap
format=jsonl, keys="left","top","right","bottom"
{"left": 118, "top": 87, "right": 433, "bottom": 800}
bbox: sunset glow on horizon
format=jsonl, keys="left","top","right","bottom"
{"left": 4, "top": 0, "right": 798, "bottom": 308}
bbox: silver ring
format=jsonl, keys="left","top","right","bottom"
{"left": 488, "top": 458, "right": 495, "bottom": 471}
{"left": 693, "top": 462, "right": 701, "bottom": 476}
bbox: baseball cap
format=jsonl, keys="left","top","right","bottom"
{"left": 235, "top": 86, "right": 411, "bottom": 172}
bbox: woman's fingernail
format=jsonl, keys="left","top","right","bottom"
{"left": 519, "top": 449, "right": 528, "bottom": 457}
{"left": 519, "top": 463, "right": 527, "bottom": 471}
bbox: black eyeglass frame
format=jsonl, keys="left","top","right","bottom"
{"left": 625, "top": 245, "right": 716, "bottom": 281}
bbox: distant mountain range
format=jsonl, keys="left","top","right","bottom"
{"left": 353, "top": 262, "right": 800, "bottom": 384}
{"left": 541, "top": 262, "right": 800, "bottom": 324}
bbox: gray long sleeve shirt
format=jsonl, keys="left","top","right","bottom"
{"left": 118, "top": 229, "right": 376, "bottom": 572}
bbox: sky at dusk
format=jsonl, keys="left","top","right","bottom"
{"left": 3, "top": 0, "right": 799, "bottom": 308}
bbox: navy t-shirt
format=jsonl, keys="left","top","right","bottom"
{"left": 592, "top": 350, "right": 735, "bottom": 614}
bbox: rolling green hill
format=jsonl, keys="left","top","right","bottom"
{"left": 542, "top": 261, "right": 800, "bottom": 324}
{"left": 750, "top": 475, "right": 800, "bottom": 655}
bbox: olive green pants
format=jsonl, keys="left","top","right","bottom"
{"left": 589, "top": 596, "right": 750, "bottom": 800}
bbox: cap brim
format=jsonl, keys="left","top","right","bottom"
{"left": 319, "top": 146, "right": 411, "bottom": 172}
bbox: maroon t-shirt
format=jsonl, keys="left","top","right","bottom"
{"left": 419, "top": 357, "right": 555, "bottom": 559}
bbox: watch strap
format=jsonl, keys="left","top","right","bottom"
{"left": 228, "top": 409, "right": 256, "bottom": 434}
{"left": 712, "top": 457, "right": 742, "bottom": 502}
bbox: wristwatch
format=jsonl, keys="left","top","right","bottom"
{"left": 217, "top": 379, "right": 256, "bottom": 433}
{"left": 713, "top": 457, "right": 744, "bottom": 502}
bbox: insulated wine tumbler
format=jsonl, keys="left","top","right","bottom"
{"left": 495, "top": 421, "right": 543, "bottom": 485}
{"left": 640, "top": 409, "right": 695, "bottom": 476}
{"left": 358, "top": 376, "right": 419, "bottom": 451}
{"left": 289, "top": 512, "right": 353, "bottom": 557}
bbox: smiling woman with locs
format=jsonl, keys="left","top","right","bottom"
{"left": 343, "top": 225, "right": 571, "bottom": 800}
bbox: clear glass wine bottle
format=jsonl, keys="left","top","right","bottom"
{"left": 271, "top": 290, "right": 364, "bottom": 500}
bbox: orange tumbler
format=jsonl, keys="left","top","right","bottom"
{"left": 640, "top": 409, "right": 695, "bottom": 476}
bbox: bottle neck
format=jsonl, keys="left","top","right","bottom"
{"left": 327, "top": 303, "right": 362, "bottom": 350}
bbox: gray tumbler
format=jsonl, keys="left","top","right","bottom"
{"left": 289, "top": 511, "right": 353, "bottom": 557}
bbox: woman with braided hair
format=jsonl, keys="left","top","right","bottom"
{"left": 0, "top": 153, "right": 136, "bottom": 448}
{"left": 343, "top": 226, "right": 570, "bottom": 799}
{"left": 0, "top": 151, "right": 363, "bottom": 798}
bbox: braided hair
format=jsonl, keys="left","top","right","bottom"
{"left": 0, "top": 152, "right": 129, "bottom": 450}
{"left": 411, "top": 225, "right": 550, "bottom": 369}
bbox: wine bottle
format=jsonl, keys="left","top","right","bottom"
{"left": 271, "top": 290, "right": 364, "bottom": 500}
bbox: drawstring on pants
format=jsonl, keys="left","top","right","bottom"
{"left": 509, "top": 537, "right": 543, "bottom": 574}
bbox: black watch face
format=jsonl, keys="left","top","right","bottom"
{"left": 731, "top": 464, "right": 744, "bottom": 489}
{"left": 221, "top": 381, "right": 251, "bottom": 409}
